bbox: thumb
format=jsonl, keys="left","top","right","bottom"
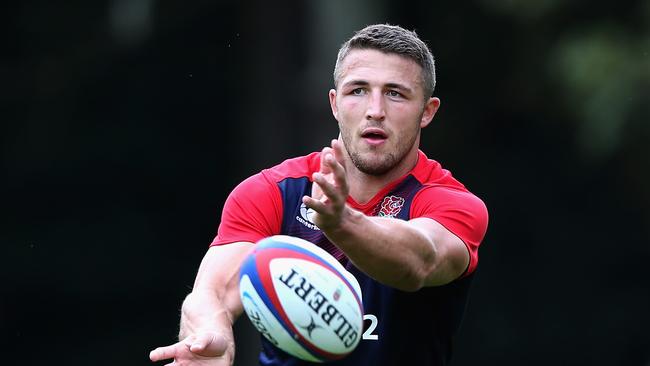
{"left": 188, "top": 331, "right": 228, "bottom": 356}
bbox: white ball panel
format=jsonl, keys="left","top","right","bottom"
{"left": 270, "top": 257, "right": 363, "bottom": 354}
{"left": 239, "top": 274, "right": 321, "bottom": 362}
{"left": 268, "top": 235, "right": 363, "bottom": 302}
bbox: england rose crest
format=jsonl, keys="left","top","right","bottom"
{"left": 378, "top": 195, "right": 405, "bottom": 218}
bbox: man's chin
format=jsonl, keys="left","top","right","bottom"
{"left": 351, "top": 153, "right": 396, "bottom": 176}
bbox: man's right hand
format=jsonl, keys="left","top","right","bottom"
{"left": 149, "top": 330, "right": 234, "bottom": 366}
{"left": 150, "top": 243, "right": 252, "bottom": 365}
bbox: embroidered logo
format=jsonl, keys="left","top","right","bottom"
{"left": 296, "top": 202, "right": 320, "bottom": 230}
{"left": 378, "top": 195, "right": 405, "bottom": 218}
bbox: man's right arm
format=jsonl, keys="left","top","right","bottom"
{"left": 151, "top": 169, "right": 282, "bottom": 364}
{"left": 150, "top": 241, "right": 253, "bottom": 365}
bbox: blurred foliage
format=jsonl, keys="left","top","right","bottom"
{"left": 478, "top": 0, "right": 564, "bottom": 21}
{"left": 3, "top": 0, "right": 649, "bottom": 365}
{"left": 552, "top": 26, "right": 649, "bottom": 160}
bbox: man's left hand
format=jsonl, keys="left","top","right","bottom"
{"left": 302, "top": 139, "right": 350, "bottom": 231}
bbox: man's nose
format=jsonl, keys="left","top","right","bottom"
{"left": 366, "top": 90, "right": 386, "bottom": 121}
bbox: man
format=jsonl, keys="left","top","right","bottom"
{"left": 150, "top": 23, "right": 488, "bottom": 365}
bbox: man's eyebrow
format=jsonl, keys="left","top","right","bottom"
{"left": 341, "top": 80, "right": 370, "bottom": 88}
{"left": 385, "top": 82, "right": 413, "bottom": 94}
{"left": 341, "top": 80, "right": 414, "bottom": 94}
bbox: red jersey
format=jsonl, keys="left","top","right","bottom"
{"left": 212, "top": 150, "right": 487, "bottom": 276}
{"left": 212, "top": 149, "right": 488, "bottom": 365}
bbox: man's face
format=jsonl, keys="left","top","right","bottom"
{"left": 330, "top": 48, "right": 439, "bottom": 176}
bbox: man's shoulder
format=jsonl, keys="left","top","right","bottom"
{"left": 261, "top": 152, "right": 321, "bottom": 183}
{"left": 412, "top": 150, "right": 468, "bottom": 191}
{"left": 411, "top": 152, "right": 487, "bottom": 217}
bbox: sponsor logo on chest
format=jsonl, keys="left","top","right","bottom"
{"left": 295, "top": 194, "right": 406, "bottom": 229}
{"left": 296, "top": 202, "right": 320, "bottom": 230}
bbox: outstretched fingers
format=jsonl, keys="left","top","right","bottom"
{"left": 314, "top": 172, "right": 346, "bottom": 207}
{"left": 331, "top": 139, "right": 344, "bottom": 163}
{"left": 319, "top": 147, "right": 334, "bottom": 175}
{"left": 302, "top": 194, "right": 328, "bottom": 213}
{"left": 323, "top": 154, "right": 347, "bottom": 194}
{"left": 150, "top": 332, "right": 229, "bottom": 364}
{"left": 149, "top": 342, "right": 182, "bottom": 362}
{"left": 304, "top": 139, "right": 351, "bottom": 230}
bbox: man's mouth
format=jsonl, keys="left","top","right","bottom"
{"left": 361, "top": 128, "right": 388, "bottom": 143}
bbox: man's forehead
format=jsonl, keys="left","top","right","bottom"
{"left": 338, "top": 49, "right": 423, "bottom": 88}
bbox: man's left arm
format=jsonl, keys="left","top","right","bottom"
{"left": 312, "top": 200, "right": 470, "bottom": 291}
{"left": 303, "top": 141, "right": 486, "bottom": 291}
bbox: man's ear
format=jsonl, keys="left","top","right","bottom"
{"left": 329, "top": 89, "right": 338, "bottom": 120}
{"left": 420, "top": 97, "right": 441, "bottom": 128}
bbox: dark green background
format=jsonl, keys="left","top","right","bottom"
{"left": 3, "top": 1, "right": 649, "bottom": 365}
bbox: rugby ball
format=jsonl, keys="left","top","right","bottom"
{"left": 239, "top": 235, "right": 363, "bottom": 362}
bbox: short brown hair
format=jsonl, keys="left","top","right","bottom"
{"left": 333, "top": 24, "right": 436, "bottom": 98}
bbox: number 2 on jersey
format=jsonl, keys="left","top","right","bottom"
{"left": 362, "top": 314, "right": 378, "bottom": 340}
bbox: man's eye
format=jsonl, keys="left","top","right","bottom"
{"left": 352, "top": 88, "right": 365, "bottom": 95}
{"left": 387, "top": 90, "right": 401, "bottom": 97}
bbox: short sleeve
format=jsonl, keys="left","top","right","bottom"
{"left": 210, "top": 172, "right": 283, "bottom": 246}
{"left": 410, "top": 186, "right": 489, "bottom": 276}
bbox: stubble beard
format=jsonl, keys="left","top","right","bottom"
{"left": 340, "top": 125, "right": 420, "bottom": 177}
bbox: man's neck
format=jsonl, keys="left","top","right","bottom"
{"left": 345, "top": 150, "right": 419, "bottom": 205}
